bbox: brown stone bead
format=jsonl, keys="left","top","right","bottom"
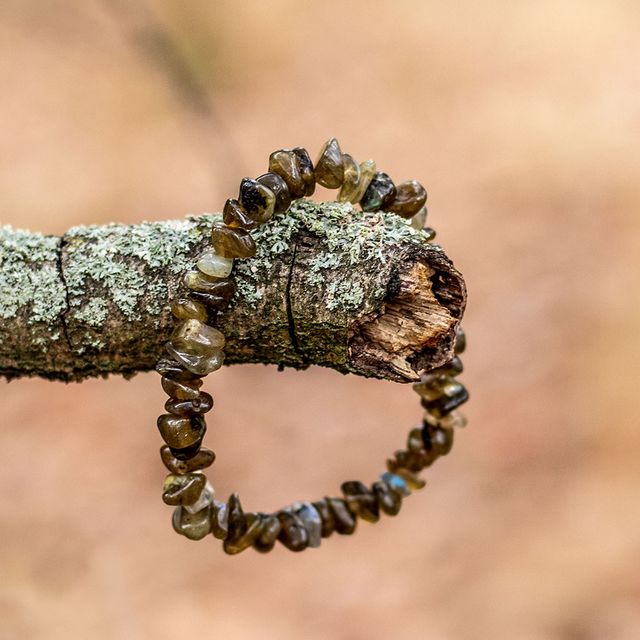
{"left": 315, "top": 138, "right": 344, "bottom": 188}
{"left": 253, "top": 514, "right": 282, "bottom": 553}
{"left": 387, "top": 180, "right": 427, "bottom": 219}
{"left": 455, "top": 327, "right": 466, "bottom": 354}
{"left": 422, "top": 425, "right": 454, "bottom": 456}
{"left": 211, "top": 500, "right": 229, "bottom": 540}
{"left": 341, "top": 480, "right": 380, "bottom": 523}
{"left": 211, "top": 223, "right": 256, "bottom": 259}
{"left": 157, "top": 413, "right": 206, "bottom": 450}
{"left": 360, "top": 172, "right": 396, "bottom": 212}
{"left": 411, "top": 206, "right": 428, "bottom": 230}
{"left": 277, "top": 511, "right": 309, "bottom": 552}
{"left": 239, "top": 177, "right": 275, "bottom": 222}
{"left": 183, "top": 271, "right": 235, "bottom": 299}
{"left": 350, "top": 159, "right": 377, "bottom": 203}
{"left": 162, "top": 472, "right": 207, "bottom": 506}
{"left": 172, "top": 504, "right": 212, "bottom": 540}
{"left": 292, "top": 147, "right": 315, "bottom": 196}
{"left": 224, "top": 493, "right": 247, "bottom": 543}
{"left": 337, "top": 153, "right": 360, "bottom": 202}
{"left": 372, "top": 480, "right": 402, "bottom": 516}
{"left": 386, "top": 465, "right": 426, "bottom": 490}
{"left": 160, "top": 445, "right": 215, "bottom": 475}
{"left": 326, "top": 497, "right": 357, "bottom": 535}
{"left": 161, "top": 375, "right": 203, "bottom": 401}
{"left": 156, "top": 358, "right": 199, "bottom": 382}
{"left": 224, "top": 512, "right": 264, "bottom": 555}
{"left": 312, "top": 499, "right": 335, "bottom": 538}
{"left": 165, "top": 392, "right": 213, "bottom": 416}
{"left": 257, "top": 172, "right": 292, "bottom": 214}
{"left": 421, "top": 386, "right": 469, "bottom": 417}
{"left": 223, "top": 198, "right": 258, "bottom": 230}
{"left": 433, "top": 356, "right": 464, "bottom": 377}
{"left": 171, "top": 297, "right": 207, "bottom": 323}
{"left": 268, "top": 149, "right": 306, "bottom": 199}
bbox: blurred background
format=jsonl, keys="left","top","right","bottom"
{"left": 1, "top": 1, "right": 639, "bottom": 638}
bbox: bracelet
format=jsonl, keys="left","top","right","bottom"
{"left": 156, "top": 138, "right": 469, "bottom": 554}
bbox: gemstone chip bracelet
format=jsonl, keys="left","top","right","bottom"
{"left": 156, "top": 138, "right": 469, "bottom": 553}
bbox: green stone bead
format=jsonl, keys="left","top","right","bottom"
{"left": 223, "top": 198, "right": 258, "bottom": 230}
{"left": 372, "top": 480, "right": 402, "bottom": 516}
{"left": 312, "top": 499, "right": 335, "bottom": 538}
{"left": 253, "top": 514, "right": 282, "bottom": 553}
{"left": 337, "top": 153, "right": 361, "bottom": 202}
{"left": 165, "top": 392, "right": 213, "bottom": 416}
{"left": 256, "top": 172, "right": 292, "bottom": 214}
{"left": 277, "top": 511, "right": 309, "bottom": 552}
{"left": 239, "top": 177, "right": 275, "bottom": 222}
{"left": 162, "top": 472, "right": 207, "bottom": 506}
{"left": 388, "top": 180, "right": 427, "bottom": 219}
{"left": 211, "top": 223, "right": 256, "bottom": 259}
{"left": 410, "top": 206, "right": 428, "bottom": 230}
{"left": 196, "top": 248, "right": 234, "bottom": 278}
{"left": 360, "top": 172, "right": 396, "bottom": 212}
{"left": 292, "top": 147, "right": 315, "bottom": 196}
{"left": 171, "top": 297, "right": 207, "bottom": 323}
{"left": 315, "top": 138, "right": 344, "bottom": 188}
{"left": 157, "top": 413, "right": 206, "bottom": 450}
{"left": 350, "top": 159, "right": 376, "bottom": 203}
{"left": 326, "top": 497, "right": 357, "bottom": 535}
{"left": 341, "top": 480, "right": 380, "bottom": 523}
{"left": 172, "top": 504, "right": 212, "bottom": 540}
{"left": 160, "top": 445, "right": 216, "bottom": 475}
{"left": 161, "top": 375, "right": 203, "bottom": 400}
{"left": 268, "top": 149, "right": 306, "bottom": 199}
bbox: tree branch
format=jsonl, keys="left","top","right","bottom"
{"left": 0, "top": 200, "right": 466, "bottom": 383}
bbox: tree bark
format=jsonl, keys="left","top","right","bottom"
{"left": 0, "top": 200, "right": 466, "bottom": 383}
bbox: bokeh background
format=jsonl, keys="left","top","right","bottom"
{"left": 1, "top": 1, "right": 639, "bottom": 639}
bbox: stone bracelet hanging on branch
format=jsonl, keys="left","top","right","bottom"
{"left": 155, "top": 138, "right": 470, "bottom": 553}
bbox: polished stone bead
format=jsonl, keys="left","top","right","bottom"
{"left": 413, "top": 374, "right": 449, "bottom": 402}
{"left": 326, "top": 497, "right": 357, "bottom": 535}
{"left": 293, "top": 502, "right": 322, "bottom": 548}
{"left": 372, "top": 480, "right": 402, "bottom": 516}
{"left": 211, "top": 223, "right": 256, "bottom": 259}
{"left": 160, "top": 445, "right": 215, "bottom": 475}
{"left": 239, "top": 177, "right": 276, "bottom": 222}
{"left": 407, "top": 427, "right": 425, "bottom": 453}
{"left": 277, "top": 511, "right": 309, "bottom": 552}
{"left": 169, "top": 318, "right": 226, "bottom": 354}
{"left": 253, "top": 514, "right": 282, "bottom": 553}
{"left": 350, "top": 159, "right": 376, "bottom": 204}
{"left": 171, "top": 297, "right": 207, "bottom": 323}
{"left": 454, "top": 327, "right": 466, "bottom": 354}
{"left": 432, "top": 356, "right": 464, "bottom": 377}
{"left": 223, "top": 198, "right": 258, "bottom": 230}
{"left": 381, "top": 471, "right": 411, "bottom": 497}
{"left": 391, "top": 467, "right": 426, "bottom": 490}
{"left": 157, "top": 413, "right": 206, "bottom": 450}
{"left": 165, "top": 392, "right": 213, "bottom": 416}
{"left": 223, "top": 493, "right": 247, "bottom": 547}
{"left": 422, "top": 386, "right": 469, "bottom": 417}
{"left": 172, "top": 504, "right": 212, "bottom": 540}
{"left": 389, "top": 448, "right": 425, "bottom": 473}
{"left": 341, "top": 480, "right": 379, "bottom": 523}
{"left": 315, "top": 138, "right": 344, "bottom": 188}
{"left": 162, "top": 472, "right": 206, "bottom": 506}
{"left": 211, "top": 500, "right": 229, "bottom": 540}
{"left": 268, "top": 149, "right": 306, "bottom": 199}
{"left": 292, "top": 147, "right": 316, "bottom": 196}
{"left": 183, "top": 270, "right": 236, "bottom": 299}
{"left": 156, "top": 357, "right": 199, "bottom": 382}
{"left": 169, "top": 440, "right": 205, "bottom": 461}
{"left": 424, "top": 409, "right": 467, "bottom": 429}
{"left": 337, "top": 153, "right": 360, "bottom": 202}
{"left": 360, "top": 172, "right": 396, "bottom": 212}
{"left": 422, "top": 425, "right": 454, "bottom": 456}
{"left": 312, "top": 499, "right": 335, "bottom": 538}
{"left": 166, "top": 343, "right": 224, "bottom": 377}
{"left": 161, "top": 375, "right": 203, "bottom": 400}
{"left": 388, "top": 180, "right": 427, "bottom": 219}
{"left": 224, "top": 512, "right": 264, "bottom": 555}
{"left": 196, "top": 248, "right": 234, "bottom": 278}
{"left": 410, "top": 206, "right": 428, "bottom": 230}
{"left": 257, "top": 172, "right": 292, "bottom": 214}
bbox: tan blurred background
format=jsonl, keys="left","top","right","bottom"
{"left": 1, "top": 1, "right": 640, "bottom": 639}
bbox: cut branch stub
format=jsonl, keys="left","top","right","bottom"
{"left": 0, "top": 200, "right": 466, "bottom": 382}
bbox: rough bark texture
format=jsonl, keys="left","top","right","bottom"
{"left": 0, "top": 200, "right": 466, "bottom": 383}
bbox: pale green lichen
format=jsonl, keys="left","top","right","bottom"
{"left": 0, "top": 225, "right": 66, "bottom": 326}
